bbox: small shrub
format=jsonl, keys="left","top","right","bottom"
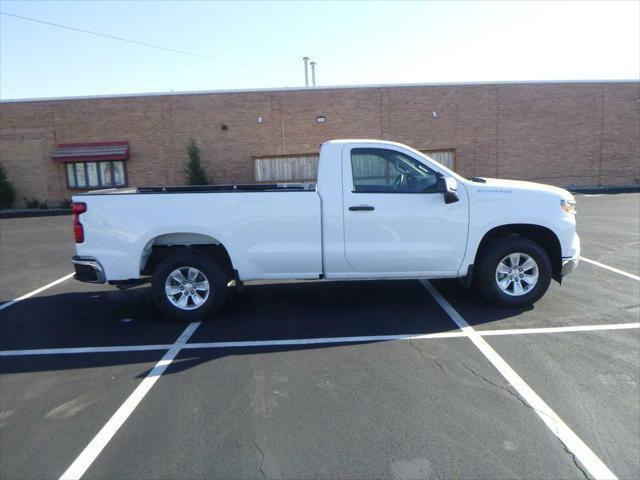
{"left": 185, "top": 138, "right": 209, "bottom": 185}
{"left": 24, "top": 197, "right": 39, "bottom": 209}
{"left": 0, "top": 164, "right": 16, "bottom": 209}
{"left": 59, "top": 198, "right": 72, "bottom": 209}
{"left": 24, "top": 197, "right": 48, "bottom": 209}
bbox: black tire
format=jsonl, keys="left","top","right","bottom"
{"left": 474, "top": 236, "right": 552, "bottom": 307}
{"left": 151, "top": 249, "right": 228, "bottom": 322}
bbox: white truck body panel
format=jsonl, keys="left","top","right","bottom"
{"left": 75, "top": 191, "right": 323, "bottom": 281}
{"left": 461, "top": 178, "right": 579, "bottom": 276}
{"left": 72, "top": 139, "right": 579, "bottom": 285}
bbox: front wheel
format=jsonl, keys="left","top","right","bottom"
{"left": 475, "top": 236, "right": 552, "bottom": 307}
{"left": 152, "top": 250, "right": 228, "bottom": 322}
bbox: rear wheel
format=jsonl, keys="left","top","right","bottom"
{"left": 475, "top": 236, "right": 552, "bottom": 307}
{"left": 152, "top": 250, "right": 228, "bottom": 322}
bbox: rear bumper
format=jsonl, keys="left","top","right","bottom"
{"left": 561, "top": 257, "right": 579, "bottom": 276}
{"left": 561, "top": 233, "right": 580, "bottom": 277}
{"left": 72, "top": 256, "right": 106, "bottom": 283}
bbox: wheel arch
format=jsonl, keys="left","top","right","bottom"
{"left": 474, "top": 224, "right": 562, "bottom": 281}
{"left": 140, "top": 232, "right": 234, "bottom": 279}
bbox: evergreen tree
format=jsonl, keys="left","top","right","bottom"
{"left": 185, "top": 138, "right": 208, "bottom": 185}
{"left": 0, "top": 164, "right": 16, "bottom": 209}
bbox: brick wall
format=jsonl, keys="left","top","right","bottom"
{"left": 0, "top": 81, "right": 638, "bottom": 205}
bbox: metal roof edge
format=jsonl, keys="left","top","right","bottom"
{"left": 1, "top": 79, "right": 638, "bottom": 104}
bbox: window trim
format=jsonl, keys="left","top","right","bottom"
{"left": 64, "top": 160, "right": 128, "bottom": 190}
{"left": 349, "top": 147, "right": 440, "bottom": 194}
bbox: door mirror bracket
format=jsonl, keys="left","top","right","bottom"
{"left": 436, "top": 174, "right": 460, "bottom": 204}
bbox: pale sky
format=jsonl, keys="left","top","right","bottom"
{"left": 1, "top": 0, "right": 638, "bottom": 100}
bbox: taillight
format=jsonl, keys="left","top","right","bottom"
{"left": 72, "top": 202, "right": 87, "bottom": 243}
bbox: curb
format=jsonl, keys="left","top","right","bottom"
{"left": 568, "top": 186, "right": 640, "bottom": 195}
{"left": 0, "top": 209, "right": 72, "bottom": 219}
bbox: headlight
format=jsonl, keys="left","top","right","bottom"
{"left": 561, "top": 198, "right": 576, "bottom": 214}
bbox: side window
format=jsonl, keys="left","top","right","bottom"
{"left": 351, "top": 148, "right": 438, "bottom": 193}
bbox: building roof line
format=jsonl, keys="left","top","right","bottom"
{"left": 1, "top": 79, "right": 638, "bottom": 104}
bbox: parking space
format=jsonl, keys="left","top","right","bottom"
{"left": 0, "top": 283, "right": 184, "bottom": 351}
{"left": 431, "top": 260, "right": 639, "bottom": 332}
{"left": 484, "top": 329, "right": 640, "bottom": 480}
{"left": 82, "top": 340, "right": 584, "bottom": 480}
{"left": 0, "top": 193, "right": 638, "bottom": 479}
{"left": 0, "top": 351, "right": 164, "bottom": 480}
{"left": 574, "top": 193, "right": 640, "bottom": 274}
{"left": 0, "top": 215, "right": 76, "bottom": 301}
{"left": 189, "top": 279, "right": 458, "bottom": 343}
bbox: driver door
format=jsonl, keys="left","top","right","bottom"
{"left": 342, "top": 144, "right": 468, "bottom": 275}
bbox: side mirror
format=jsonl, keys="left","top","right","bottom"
{"left": 436, "top": 174, "right": 459, "bottom": 204}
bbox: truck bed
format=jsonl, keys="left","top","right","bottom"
{"left": 74, "top": 186, "right": 323, "bottom": 282}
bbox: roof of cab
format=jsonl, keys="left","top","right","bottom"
{"left": 322, "top": 139, "right": 409, "bottom": 148}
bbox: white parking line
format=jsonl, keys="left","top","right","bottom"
{"left": 0, "top": 344, "right": 174, "bottom": 357}
{"left": 479, "top": 322, "right": 640, "bottom": 337}
{"left": 0, "top": 332, "right": 465, "bottom": 357}
{"left": 181, "top": 331, "right": 467, "bottom": 350}
{"left": 0, "top": 273, "right": 74, "bottom": 312}
{"left": 580, "top": 257, "right": 640, "bottom": 281}
{"left": 59, "top": 322, "right": 201, "bottom": 480}
{"left": 422, "top": 280, "right": 618, "bottom": 480}
{"left": 1, "top": 322, "right": 638, "bottom": 357}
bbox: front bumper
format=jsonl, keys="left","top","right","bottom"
{"left": 72, "top": 256, "right": 106, "bottom": 283}
{"left": 561, "top": 233, "right": 580, "bottom": 277}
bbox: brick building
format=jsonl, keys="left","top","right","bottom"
{"left": 0, "top": 80, "right": 638, "bottom": 206}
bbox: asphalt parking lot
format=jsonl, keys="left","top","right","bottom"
{"left": 1, "top": 193, "right": 638, "bottom": 480}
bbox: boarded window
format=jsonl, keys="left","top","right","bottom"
{"left": 422, "top": 150, "right": 455, "bottom": 170}
{"left": 254, "top": 155, "right": 319, "bottom": 182}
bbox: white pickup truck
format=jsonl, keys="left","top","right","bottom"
{"left": 71, "top": 139, "right": 579, "bottom": 321}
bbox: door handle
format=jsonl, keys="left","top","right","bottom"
{"left": 349, "top": 205, "right": 375, "bottom": 211}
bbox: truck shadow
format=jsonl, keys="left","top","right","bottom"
{"left": 0, "top": 279, "right": 532, "bottom": 376}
